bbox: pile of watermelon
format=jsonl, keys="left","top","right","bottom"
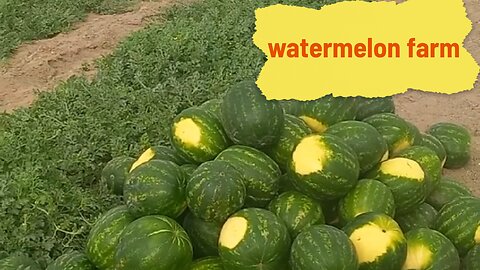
{"left": 2, "top": 80, "right": 479, "bottom": 269}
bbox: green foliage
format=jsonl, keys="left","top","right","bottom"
{"left": 0, "top": 0, "right": 339, "bottom": 265}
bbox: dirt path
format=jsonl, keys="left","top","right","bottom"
{"left": 0, "top": 0, "right": 179, "bottom": 112}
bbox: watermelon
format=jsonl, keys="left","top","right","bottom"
{"left": 170, "top": 107, "right": 230, "bottom": 163}
{"left": 220, "top": 80, "right": 284, "bottom": 148}
{"left": 320, "top": 199, "right": 341, "bottom": 226}
{"left": 0, "top": 254, "right": 40, "bottom": 270}
{"left": 46, "top": 251, "right": 95, "bottom": 270}
{"left": 287, "top": 134, "right": 360, "bottom": 200}
{"left": 463, "top": 245, "right": 480, "bottom": 270}
{"left": 427, "top": 122, "right": 471, "bottom": 169}
{"left": 426, "top": 177, "right": 472, "bottom": 210}
{"left": 180, "top": 164, "right": 198, "bottom": 179}
{"left": 406, "top": 121, "right": 422, "bottom": 145}
{"left": 394, "top": 145, "right": 442, "bottom": 195}
{"left": 366, "top": 157, "right": 426, "bottom": 214}
{"left": 395, "top": 203, "right": 438, "bottom": 233}
{"left": 199, "top": 99, "right": 221, "bottom": 115}
{"left": 101, "top": 156, "right": 135, "bottom": 195}
{"left": 215, "top": 145, "right": 281, "bottom": 207}
{"left": 289, "top": 225, "right": 358, "bottom": 270}
{"left": 297, "top": 95, "right": 358, "bottom": 132}
{"left": 130, "top": 145, "right": 189, "bottom": 172}
{"left": 278, "top": 173, "right": 296, "bottom": 193}
{"left": 86, "top": 205, "right": 135, "bottom": 269}
{"left": 325, "top": 120, "right": 389, "bottom": 174}
{"left": 114, "top": 215, "right": 193, "bottom": 270}
{"left": 342, "top": 212, "right": 407, "bottom": 270}
{"left": 279, "top": 100, "right": 304, "bottom": 116}
{"left": 267, "top": 191, "right": 325, "bottom": 237}
{"left": 186, "top": 160, "right": 246, "bottom": 223}
{"left": 434, "top": 196, "right": 480, "bottom": 256}
{"left": 191, "top": 257, "right": 224, "bottom": 270}
{"left": 354, "top": 97, "right": 395, "bottom": 120}
{"left": 218, "top": 208, "right": 291, "bottom": 270}
{"left": 182, "top": 211, "right": 222, "bottom": 258}
{"left": 264, "top": 114, "right": 311, "bottom": 170}
{"left": 363, "top": 113, "right": 417, "bottom": 156}
{"left": 418, "top": 133, "right": 447, "bottom": 167}
{"left": 124, "top": 159, "right": 187, "bottom": 218}
{"left": 402, "top": 228, "right": 460, "bottom": 270}
{"left": 338, "top": 179, "right": 395, "bottom": 226}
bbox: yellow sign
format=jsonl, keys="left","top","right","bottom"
{"left": 252, "top": 0, "right": 480, "bottom": 100}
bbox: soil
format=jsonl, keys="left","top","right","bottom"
{"left": 0, "top": 0, "right": 478, "bottom": 195}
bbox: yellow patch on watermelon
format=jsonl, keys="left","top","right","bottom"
{"left": 219, "top": 217, "right": 248, "bottom": 249}
{"left": 392, "top": 138, "right": 412, "bottom": 155}
{"left": 475, "top": 225, "right": 480, "bottom": 243}
{"left": 380, "top": 150, "right": 389, "bottom": 162}
{"left": 402, "top": 243, "right": 432, "bottom": 270}
{"left": 299, "top": 116, "right": 327, "bottom": 133}
{"left": 440, "top": 157, "right": 446, "bottom": 168}
{"left": 380, "top": 157, "right": 424, "bottom": 181}
{"left": 349, "top": 223, "right": 399, "bottom": 263}
{"left": 174, "top": 118, "right": 202, "bottom": 147}
{"left": 292, "top": 135, "right": 331, "bottom": 175}
{"left": 129, "top": 147, "right": 155, "bottom": 172}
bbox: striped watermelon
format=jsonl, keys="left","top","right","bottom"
{"left": 279, "top": 100, "right": 304, "bottom": 116}
{"left": 320, "top": 199, "right": 341, "bottom": 226}
{"left": 170, "top": 107, "right": 230, "bottom": 163}
{"left": 426, "top": 177, "right": 472, "bottom": 210}
{"left": 342, "top": 212, "right": 407, "bottom": 270}
{"left": 434, "top": 196, "right": 480, "bottom": 256}
{"left": 463, "top": 245, "right": 480, "bottom": 270}
{"left": 215, "top": 145, "right": 281, "bottom": 207}
{"left": 191, "top": 257, "right": 224, "bottom": 270}
{"left": 218, "top": 208, "right": 291, "bottom": 270}
{"left": 114, "top": 215, "right": 193, "bottom": 270}
{"left": 287, "top": 134, "right": 360, "bottom": 201}
{"left": 427, "top": 122, "right": 471, "bottom": 169}
{"left": 182, "top": 211, "right": 222, "bottom": 258}
{"left": 418, "top": 133, "right": 447, "bottom": 167}
{"left": 366, "top": 157, "right": 426, "bottom": 214}
{"left": 264, "top": 114, "right": 311, "bottom": 170}
{"left": 325, "top": 120, "right": 389, "bottom": 174}
{"left": 86, "top": 205, "right": 135, "bottom": 269}
{"left": 220, "top": 80, "right": 284, "bottom": 148}
{"left": 278, "top": 173, "right": 296, "bottom": 193}
{"left": 46, "top": 251, "right": 95, "bottom": 270}
{"left": 289, "top": 225, "right": 358, "bottom": 270}
{"left": 101, "top": 156, "right": 135, "bottom": 195}
{"left": 402, "top": 228, "right": 460, "bottom": 270}
{"left": 199, "top": 99, "right": 221, "bottom": 115}
{"left": 354, "top": 97, "right": 395, "bottom": 120}
{"left": 124, "top": 159, "right": 187, "bottom": 218}
{"left": 130, "top": 145, "right": 189, "bottom": 172}
{"left": 267, "top": 191, "right": 325, "bottom": 237}
{"left": 395, "top": 203, "right": 438, "bottom": 233}
{"left": 180, "top": 163, "right": 198, "bottom": 179}
{"left": 186, "top": 160, "right": 246, "bottom": 223}
{"left": 338, "top": 179, "right": 395, "bottom": 226}
{"left": 0, "top": 254, "right": 40, "bottom": 270}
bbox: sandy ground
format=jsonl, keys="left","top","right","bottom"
{"left": 0, "top": 0, "right": 478, "bottom": 194}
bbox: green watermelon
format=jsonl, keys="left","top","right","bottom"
{"left": 394, "top": 145, "right": 442, "bottom": 195}
{"left": 325, "top": 120, "right": 389, "bottom": 174}
{"left": 46, "top": 251, "right": 95, "bottom": 270}
{"left": 264, "top": 114, "right": 311, "bottom": 170}
{"left": 463, "top": 245, "right": 480, "bottom": 270}
{"left": 354, "top": 97, "right": 395, "bottom": 120}
{"left": 191, "top": 257, "right": 224, "bottom": 270}
{"left": 363, "top": 113, "right": 417, "bottom": 156}
{"left": 101, "top": 156, "right": 135, "bottom": 195}
{"left": 186, "top": 160, "right": 246, "bottom": 223}
{"left": 406, "top": 121, "right": 422, "bottom": 145}
{"left": 418, "top": 133, "right": 447, "bottom": 167}
{"left": 342, "top": 212, "right": 407, "bottom": 270}
{"left": 170, "top": 107, "right": 230, "bottom": 163}
{"left": 220, "top": 80, "right": 284, "bottom": 148}
{"left": 279, "top": 100, "right": 304, "bottom": 116}
{"left": 215, "top": 145, "right": 281, "bottom": 207}
{"left": 402, "top": 228, "right": 460, "bottom": 270}
{"left": 395, "top": 203, "right": 438, "bottom": 233}
{"left": 130, "top": 145, "right": 189, "bottom": 172}
{"left": 434, "top": 196, "right": 480, "bottom": 256}
{"left": 86, "top": 205, "right": 135, "bottom": 269}
{"left": 267, "top": 191, "right": 325, "bottom": 237}
{"left": 427, "top": 122, "right": 471, "bottom": 169}
{"left": 180, "top": 164, "right": 198, "bottom": 179}
{"left": 338, "top": 179, "right": 395, "bottom": 226}
{"left": 124, "top": 159, "right": 187, "bottom": 218}
{"left": 0, "top": 254, "right": 40, "bottom": 270}
{"left": 278, "top": 173, "right": 296, "bottom": 193}
{"left": 199, "top": 99, "right": 221, "bottom": 115}
{"left": 426, "top": 177, "right": 472, "bottom": 210}
{"left": 182, "top": 211, "right": 222, "bottom": 258}
{"left": 287, "top": 134, "right": 360, "bottom": 200}
{"left": 114, "top": 215, "right": 193, "bottom": 270}
{"left": 320, "top": 199, "right": 341, "bottom": 226}
{"left": 289, "top": 225, "right": 358, "bottom": 270}
{"left": 218, "top": 208, "right": 291, "bottom": 270}
{"left": 366, "top": 157, "right": 426, "bottom": 214}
